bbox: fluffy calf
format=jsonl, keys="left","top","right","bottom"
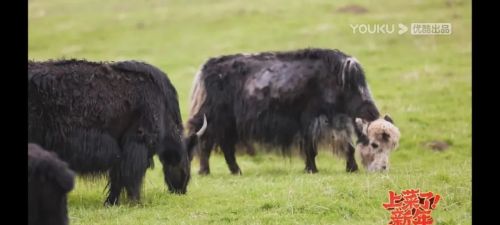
{"left": 355, "top": 115, "right": 401, "bottom": 171}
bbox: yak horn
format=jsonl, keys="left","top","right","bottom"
{"left": 196, "top": 114, "right": 207, "bottom": 137}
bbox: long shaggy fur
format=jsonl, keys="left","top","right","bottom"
{"left": 28, "top": 59, "right": 191, "bottom": 205}
{"left": 28, "top": 143, "right": 75, "bottom": 225}
{"left": 187, "top": 48, "right": 380, "bottom": 174}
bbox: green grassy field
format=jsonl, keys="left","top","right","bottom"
{"left": 29, "top": 0, "right": 471, "bottom": 224}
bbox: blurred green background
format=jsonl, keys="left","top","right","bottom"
{"left": 29, "top": 0, "right": 471, "bottom": 224}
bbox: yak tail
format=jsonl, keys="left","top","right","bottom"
{"left": 189, "top": 66, "right": 207, "bottom": 119}
{"left": 186, "top": 64, "right": 209, "bottom": 160}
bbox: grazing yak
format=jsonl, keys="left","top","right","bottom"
{"left": 29, "top": 143, "right": 75, "bottom": 225}
{"left": 187, "top": 48, "right": 397, "bottom": 175}
{"left": 28, "top": 59, "right": 207, "bottom": 205}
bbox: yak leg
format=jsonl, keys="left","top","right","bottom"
{"left": 346, "top": 143, "right": 359, "bottom": 172}
{"left": 198, "top": 139, "right": 214, "bottom": 175}
{"left": 302, "top": 139, "right": 319, "bottom": 173}
{"left": 121, "top": 141, "right": 150, "bottom": 203}
{"left": 105, "top": 167, "right": 124, "bottom": 206}
{"left": 220, "top": 140, "right": 241, "bottom": 175}
{"left": 244, "top": 141, "right": 256, "bottom": 156}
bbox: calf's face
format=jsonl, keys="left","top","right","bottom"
{"left": 356, "top": 115, "right": 400, "bottom": 172}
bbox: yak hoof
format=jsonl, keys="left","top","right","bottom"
{"left": 198, "top": 169, "right": 210, "bottom": 176}
{"left": 104, "top": 198, "right": 119, "bottom": 207}
{"left": 305, "top": 168, "right": 319, "bottom": 174}
{"left": 346, "top": 163, "right": 359, "bottom": 173}
{"left": 127, "top": 195, "right": 141, "bottom": 204}
{"left": 230, "top": 169, "right": 242, "bottom": 175}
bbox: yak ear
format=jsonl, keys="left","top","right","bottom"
{"left": 383, "top": 114, "right": 394, "bottom": 124}
{"left": 53, "top": 167, "right": 75, "bottom": 193}
{"left": 184, "top": 114, "right": 208, "bottom": 161}
{"left": 355, "top": 118, "right": 364, "bottom": 127}
{"left": 184, "top": 134, "right": 198, "bottom": 161}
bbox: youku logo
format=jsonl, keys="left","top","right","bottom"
{"left": 350, "top": 23, "right": 452, "bottom": 35}
{"left": 350, "top": 24, "right": 407, "bottom": 35}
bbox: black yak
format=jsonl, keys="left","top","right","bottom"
{"left": 28, "top": 59, "right": 207, "bottom": 205}
{"left": 28, "top": 143, "right": 75, "bottom": 225}
{"left": 187, "top": 48, "right": 383, "bottom": 175}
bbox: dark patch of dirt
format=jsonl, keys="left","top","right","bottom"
{"left": 336, "top": 4, "right": 369, "bottom": 14}
{"left": 423, "top": 140, "right": 451, "bottom": 151}
{"left": 136, "top": 22, "right": 145, "bottom": 29}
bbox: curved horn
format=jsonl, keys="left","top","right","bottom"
{"left": 196, "top": 114, "right": 207, "bottom": 137}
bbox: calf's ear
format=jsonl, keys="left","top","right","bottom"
{"left": 383, "top": 114, "right": 394, "bottom": 124}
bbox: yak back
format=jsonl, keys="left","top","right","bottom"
{"left": 28, "top": 59, "right": 183, "bottom": 173}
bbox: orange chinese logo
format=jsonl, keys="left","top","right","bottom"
{"left": 383, "top": 189, "right": 441, "bottom": 225}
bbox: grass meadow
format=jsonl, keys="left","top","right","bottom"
{"left": 29, "top": 0, "right": 471, "bottom": 224}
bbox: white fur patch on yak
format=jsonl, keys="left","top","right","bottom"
{"left": 189, "top": 68, "right": 207, "bottom": 118}
{"left": 244, "top": 61, "right": 316, "bottom": 100}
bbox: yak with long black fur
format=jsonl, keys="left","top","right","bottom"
{"left": 187, "top": 48, "right": 380, "bottom": 175}
{"left": 28, "top": 59, "right": 207, "bottom": 205}
{"left": 28, "top": 143, "right": 75, "bottom": 225}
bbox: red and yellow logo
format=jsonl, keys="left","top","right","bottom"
{"left": 383, "top": 189, "right": 441, "bottom": 225}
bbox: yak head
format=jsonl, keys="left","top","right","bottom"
{"left": 355, "top": 115, "right": 401, "bottom": 172}
{"left": 161, "top": 115, "right": 207, "bottom": 194}
{"left": 330, "top": 57, "right": 380, "bottom": 122}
